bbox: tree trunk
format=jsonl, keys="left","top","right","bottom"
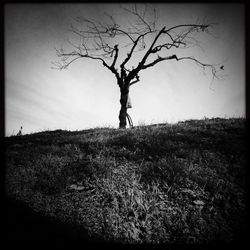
{"left": 119, "top": 85, "right": 129, "bottom": 128}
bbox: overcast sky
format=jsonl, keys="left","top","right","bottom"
{"left": 5, "top": 3, "right": 245, "bottom": 136}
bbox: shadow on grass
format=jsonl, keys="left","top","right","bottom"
{"left": 4, "top": 196, "right": 247, "bottom": 249}
{"left": 4, "top": 196, "right": 105, "bottom": 246}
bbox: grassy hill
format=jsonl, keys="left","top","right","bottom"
{"left": 4, "top": 118, "right": 246, "bottom": 245}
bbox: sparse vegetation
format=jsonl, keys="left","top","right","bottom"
{"left": 5, "top": 118, "right": 246, "bottom": 244}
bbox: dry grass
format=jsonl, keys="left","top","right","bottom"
{"left": 5, "top": 118, "right": 246, "bottom": 244}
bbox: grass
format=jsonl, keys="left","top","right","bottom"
{"left": 5, "top": 117, "right": 246, "bottom": 244}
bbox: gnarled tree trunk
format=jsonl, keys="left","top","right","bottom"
{"left": 119, "top": 85, "right": 129, "bottom": 128}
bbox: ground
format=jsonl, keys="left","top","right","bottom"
{"left": 4, "top": 118, "right": 247, "bottom": 245}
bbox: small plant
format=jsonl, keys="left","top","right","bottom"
{"left": 17, "top": 126, "right": 23, "bottom": 136}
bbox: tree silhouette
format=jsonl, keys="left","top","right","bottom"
{"left": 53, "top": 4, "right": 221, "bottom": 128}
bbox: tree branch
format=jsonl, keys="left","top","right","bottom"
{"left": 174, "top": 55, "right": 218, "bottom": 78}
{"left": 129, "top": 74, "right": 140, "bottom": 86}
{"left": 53, "top": 5, "right": 220, "bottom": 88}
{"left": 56, "top": 51, "right": 120, "bottom": 79}
{"left": 120, "top": 30, "right": 153, "bottom": 69}
{"left": 127, "top": 23, "right": 214, "bottom": 81}
{"left": 121, "top": 4, "right": 153, "bottom": 32}
{"left": 126, "top": 26, "right": 166, "bottom": 81}
{"left": 51, "top": 56, "right": 83, "bottom": 70}
{"left": 141, "top": 54, "right": 219, "bottom": 81}
{"left": 141, "top": 55, "right": 177, "bottom": 69}
{"left": 111, "top": 44, "right": 119, "bottom": 68}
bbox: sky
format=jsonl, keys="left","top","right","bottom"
{"left": 5, "top": 3, "right": 245, "bottom": 136}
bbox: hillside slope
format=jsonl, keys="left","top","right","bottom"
{"left": 4, "top": 118, "right": 246, "bottom": 244}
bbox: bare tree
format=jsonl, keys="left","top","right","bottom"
{"left": 53, "top": 4, "right": 222, "bottom": 128}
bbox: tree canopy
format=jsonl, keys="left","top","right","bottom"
{"left": 53, "top": 4, "right": 221, "bottom": 86}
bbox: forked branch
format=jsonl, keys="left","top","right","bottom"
{"left": 53, "top": 4, "right": 220, "bottom": 86}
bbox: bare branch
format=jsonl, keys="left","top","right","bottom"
{"left": 111, "top": 44, "right": 119, "bottom": 68}
{"left": 56, "top": 49, "right": 120, "bottom": 79}
{"left": 141, "top": 54, "right": 177, "bottom": 69}
{"left": 129, "top": 74, "right": 140, "bottom": 86}
{"left": 141, "top": 53, "right": 220, "bottom": 84}
{"left": 121, "top": 4, "right": 153, "bottom": 32}
{"left": 126, "top": 26, "right": 166, "bottom": 81}
{"left": 174, "top": 55, "right": 220, "bottom": 81}
{"left": 126, "top": 22, "right": 216, "bottom": 82}
{"left": 51, "top": 56, "right": 82, "bottom": 70}
{"left": 53, "top": 5, "right": 220, "bottom": 89}
{"left": 120, "top": 30, "right": 154, "bottom": 69}
{"left": 164, "top": 23, "right": 210, "bottom": 33}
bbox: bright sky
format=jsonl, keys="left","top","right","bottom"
{"left": 5, "top": 3, "right": 245, "bottom": 136}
